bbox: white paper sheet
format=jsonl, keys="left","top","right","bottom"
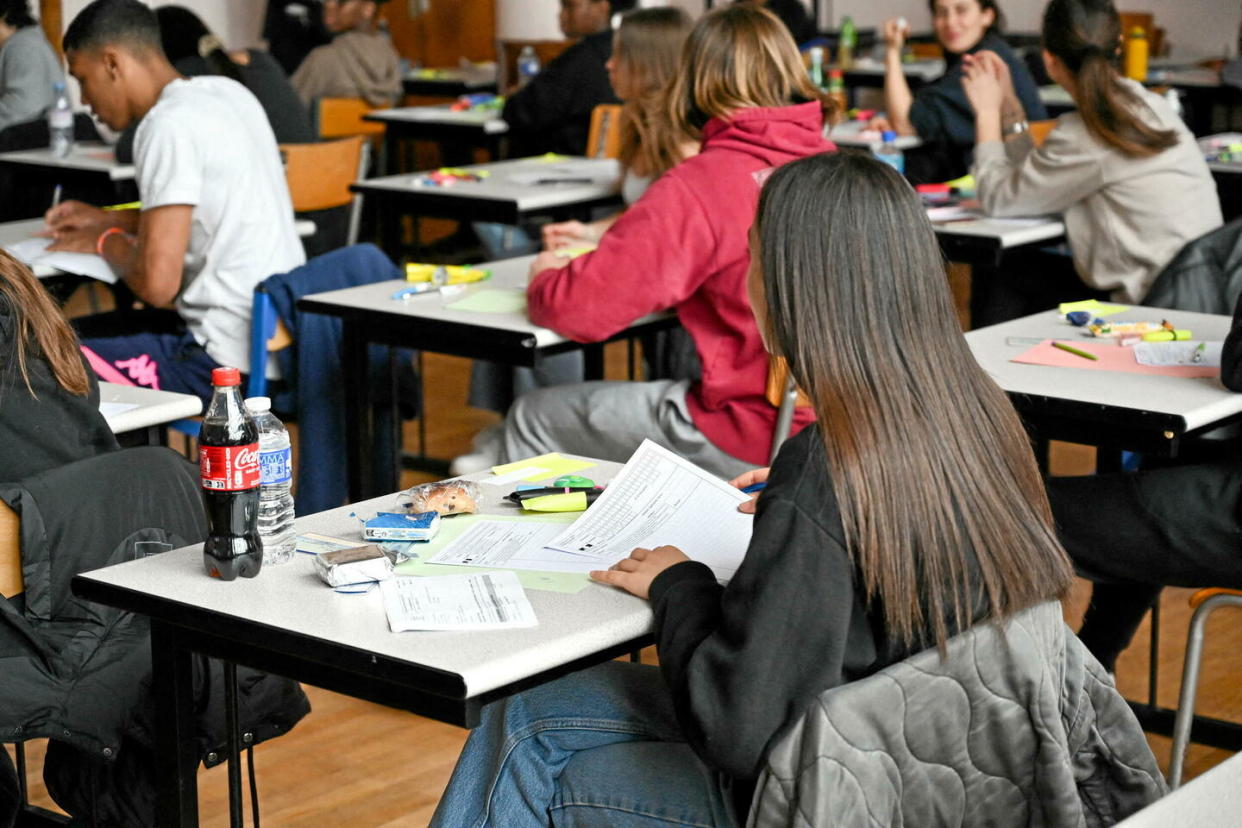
{"left": 97, "top": 401, "right": 139, "bottom": 418}
{"left": 381, "top": 571, "right": 538, "bottom": 631}
{"left": 1133, "top": 340, "right": 1223, "bottom": 367}
{"left": 544, "top": 440, "right": 754, "bottom": 583}
{"left": 4, "top": 236, "right": 117, "bottom": 283}
{"left": 428, "top": 520, "right": 589, "bottom": 571}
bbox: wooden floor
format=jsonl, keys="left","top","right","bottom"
{"left": 8, "top": 279, "right": 1242, "bottom": 825}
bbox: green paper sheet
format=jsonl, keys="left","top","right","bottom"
{"left": 393, "top": 513, "right": 590, "bottom": 593}
{"left": 446, "top": 289, "right": 527, "bottom": 314}
{"left": 490, "top": 452, "right": 597, "bottom": 483}
{"left": 1059, "top": 299, "right": 1131, "bottom": 317}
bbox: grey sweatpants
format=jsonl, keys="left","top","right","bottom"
{"left": 500, "top": 379, "right": 755, "bottom": 481}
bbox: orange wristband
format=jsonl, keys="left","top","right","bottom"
{"left": 96, "top": 226, "right": 126, "bottom": 257}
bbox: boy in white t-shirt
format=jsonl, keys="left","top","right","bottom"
{"left": 45, "top": 0, "right": 305, "bottom": 402}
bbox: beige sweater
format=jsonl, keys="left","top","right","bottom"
{"left": 973, "top": 79, "right": 1221, "bottom": 303}
{"left": 291, "top": 29, "right": 402, "bottom": 109}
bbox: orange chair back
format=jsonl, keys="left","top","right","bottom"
{"left": 281, "top": 137, "right": 366, "bottom": 213}
{"left": 0, "top": 501, "right": 21, "bottom": 599}
{"left": 586, "top": 104, "right": 623, "bottom": 160}
{"left": 765, "top": 356, "right": 811, "bottom": 409}
{"left": 315, "top": 97, "right": 386, "bottom": 140}
{"left": 1029, "top": 119, "right": 1056, "bottom": 148}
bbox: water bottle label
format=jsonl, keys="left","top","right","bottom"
{"left": 200, "top": 443, "right": 261, "bottom": 490}
{"left": 260, "top": 446, "right": 293, "bottom": 485}
{"left": 50, "top": 110, "right": 73, "bottom": 129}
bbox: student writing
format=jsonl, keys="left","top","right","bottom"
{"left": 429, "top": 151, "right": 1075, "bottom": 827}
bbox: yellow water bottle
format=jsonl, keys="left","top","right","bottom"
{"left": 1124, "top": 26, "right": 1148, "bottom": 81}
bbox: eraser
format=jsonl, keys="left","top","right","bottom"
{"left": 362, "top": 511, "right": 441, "bottom": 542}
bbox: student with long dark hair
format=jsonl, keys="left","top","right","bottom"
{"left": 874, "top": 0, "right": 1045, "bottom": 181}
{"left": 963, "top": 0, "right": 1220, "bottom": 323}
{"left": 0, "top": 251, "right": 118, "bottom": 483}
{"left": 429, "top": 152, "right": 1080, "bottom": 827}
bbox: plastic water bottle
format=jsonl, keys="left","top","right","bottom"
{"left": 808, "top": 46, "right": 826, "bottom": 89}
{"left": 517, "top": 45, "right": 541, "bottom": 88}
{"left": 838, "top": 16, "right": 858, "bottom": 70}
{"left": 876, "top": 130, "right": 905, "bottom": 175}
{"left": 49, "top": 82, "right": 74, "bottom": 159}
{"left": 245, "top": 396, "right": 296, "bottom": 565}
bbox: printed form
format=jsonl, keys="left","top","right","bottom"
{"left": 381, "top": 571, "right": 537, "bottom": 631}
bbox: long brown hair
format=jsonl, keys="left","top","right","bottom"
{"left": 754, "top": 152, "right": 1073, "bottom": 652}
{"left": 615, "top": 7, "right": 694, "bottom": 179}
{"left": 0, "top": 251, "right": 89, "bottom": 398}
{"left": 1043, "top": 0, "right": 1176, "bottom": 158}
{"left": 665, "top": 4, "right": 838, "bottom": 139}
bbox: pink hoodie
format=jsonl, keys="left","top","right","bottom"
{"left": 528, "top": 102, "right": 833, "bottom": 465}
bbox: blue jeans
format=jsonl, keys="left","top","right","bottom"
{"left": 429, "top": 661, "right": 736, "bottom": 827}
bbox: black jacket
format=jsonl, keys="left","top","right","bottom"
{"left": 648, "top": 425, "right": 987, "bottom": 816}
{"left": 0, "top": 447, "right": 309, "bottom": 827}
{"left": 0, "top": 306, "right": 119, "bottom": 484}
{"left": 502, "top": 28, "right": 619, "bottom": 157}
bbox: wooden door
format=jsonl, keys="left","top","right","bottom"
{"left": 382, "top": 0, "right": 497, "bottom": 68}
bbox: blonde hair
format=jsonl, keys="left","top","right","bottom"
{"left": 615, "top": 7, "right": 694, "bottom": 179}
{"left": 665, "top": 3, "right": 837, "bottom": 139}
{"left": 0, "top": 250, "right": 89, "bottom": 398}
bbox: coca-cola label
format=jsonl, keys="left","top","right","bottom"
{"left": 260, "top": 447, "right": 292, "bottom": 485}
{"left": 200, "top": 443, "right": 260, "bottom": 491}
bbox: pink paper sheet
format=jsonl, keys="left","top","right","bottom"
{"left": 1011, "top": 340, "right": 1220, "bottom": 378}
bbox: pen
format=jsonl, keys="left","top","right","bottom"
{"left": 51, "top": 184, "right": 62, "bottom": 210}
{"left": 505, "top": 486, "right": 599, "bottom": 503}
{"left": 1192, "top": 342, "right": 1206, "bottom": 363}
{"left": 535, "top": 178, "right": 594, "bottom": 185}
{"left": 1052, "top": 341, "right": 1098, "bottom": 361}
{"left": 391, "top": 284, "right": 436, "bottom": 300}
{"left": 741, "top": 482, "right": 767, "bottom": 494}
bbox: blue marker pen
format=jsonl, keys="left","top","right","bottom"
{"left": 741, "top": 482, "right": 766, "bottom": 494}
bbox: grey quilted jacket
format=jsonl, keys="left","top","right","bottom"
{"left": 748, "top": 602, "right": 1166, "bottom": 827}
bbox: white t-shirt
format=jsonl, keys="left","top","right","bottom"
{"left": 135, "top": 76, "right": 305, "bottom": 372}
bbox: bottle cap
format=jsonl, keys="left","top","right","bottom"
{"left": 211, "top": 367, "right": 241, "bottom": 387}
{"left": 244, "top": 396, "right": 272, "bottom": 413}
{"left": 1130, "top": 26, "right": 1145, "bottom": 36}
{"left": 829, "top": 68, "right": 843, "bottom": 78}
{"left": 882, "top": 130, "right": 897, "bottom": 142}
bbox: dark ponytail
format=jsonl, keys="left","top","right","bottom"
{"left": 1043, "top": 0, "right": 1176, "bottom": 158}
{"left": 154, "top": 6, "right": 243, "bottom": 85}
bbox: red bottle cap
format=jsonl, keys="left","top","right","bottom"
{"left": 211, "top": 367, "right": 241, "bottom": 387}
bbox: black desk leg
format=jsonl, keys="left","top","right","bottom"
{"left": 223, "top": 662, "right": 244, "bottom": 828}
{"left": 342, "top": 321, "right": 376, "bottom": 502}
{"left": 583, "top": 344, "right": 605, "bottom": 381}
{"left": 152, "top": 620, "right": 200, "bottom": 827}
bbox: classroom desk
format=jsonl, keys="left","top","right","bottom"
{"left": 352, "top": 155, "right": 623, "bottom": 256}
{"left": 297, "top": 254, "right": 677, "bottom": 501}
{"left": 1115, "top": 751, "right": 1242, "bottom": 826}
{"left": 402, "top": 65, "right": 499, "bottom": 98}
{"left": 932, "top": 211, "right": 1066, "bottom": 268}
{"left": 0, "top": 218, "right": 54, "bottom": 277}
{"left": 840, "top": 57, "right": 944, "bottom": 89}
{"left": 826, "top": 118, "right": 923, "bottom": 151}
{"left": 0, "top": 142, "right": 135, "bottom": 182}
{"left": 71, "top": 458, "right": 653, "bottom": 826}
{"left": 1038, "top": 84, "right": 1076, "bottom": 115}
{"left": 1200, "top": 132, "right": 1242, "bottom": 220}
{"left": 101, "top": 381, "right": 202, "bottom": 444}
{"left": 365, "top": 104, "right": 509, "bottom": 173}
{"left": 966, "top": 307, "right": 1242, "bottom": 456}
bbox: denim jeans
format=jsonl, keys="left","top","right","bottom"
{"left": 429, "top": 661, "right": 736, "bottom": 827}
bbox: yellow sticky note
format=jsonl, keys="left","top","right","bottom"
{"left": 944, "top": 173, "right": 975, "bottom": 192}
{"left": 445, "top": 289, "right": 527, "bottom": 314}
{"left": 491, "top": 453, "right": 597, "bottom": 483}
{"left": 1059, "top": 299, "right": 1131, "bottom": 317}
{"left": 553, "top": 245, "right": 596, "bottom": 260}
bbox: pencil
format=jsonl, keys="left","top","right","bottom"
{"left": 1052, "top": 341, "right": 1098, "bottom": 361}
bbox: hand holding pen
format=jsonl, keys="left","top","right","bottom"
{"left": 729, "top": 467, "right": 770, "bottom": 514}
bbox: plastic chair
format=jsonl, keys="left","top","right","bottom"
{"left": 586, "top": 104, "right": 623, "bottom": 160}
{"left": 1029, "top": 119, "right": 1056, "bottom": 148}
{"left": 765, "top": 355, "right": 811, "bottom": 464}
{"left": 281, "top": 136, "right": 370, "bottom": 248}
{"left": 1167, "top": 587, "right": 1242, "bottom": 788}
{"left": 247, "top": 287, "right": 295, "bottom": 400}
{"left": 313, "top": 97, "right": 386, "bottom": 140}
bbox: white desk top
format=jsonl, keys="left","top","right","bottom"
{"left": 1038, "top": 84, "right": 1075, "bottom": 108}
{"left": 827, "top": 119, "right": 923, "bottom": 150}
{"left": 0, "top": 142, "right": 135, "bottom": 181}
{"left": 300, "top": 254, "right": 666, "bottom": 349}
{"left": 1117, "top": 752, "right": 1242, "bottom": 825}
{"left": 356, "top": 156, "right": 622, "bottom": 213}
{"left": 967, "top": 308, "right": 1242, "bottom": 433}
{"left": 1200, "top": 132, "right": 1242, "bottom": 175}
{"left": 0, "top": 219, "right": 54, "bottom": 277}
{"left": 932, "top": 212, "right": 1066, "bottom": 249}
{"left": 100, "top": 381, "right": 202, "bottom": 435}
{"left": 369, "top": 104, "right": 508, "bottom": 134}
{"left": 404, "top": 66, "right": 497, "bottom": 89}
{"left": 1145, "top": 66, "right": 1222, "bottom": 89}
{"left": 845, "top": 57, "right": 944, "bottom": 81}
{"left": 77, "top": 459, "right": 655, "bottom": 697}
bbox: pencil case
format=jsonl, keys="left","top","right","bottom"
{"left": 405, "top": 263, "right": 491, "bottom": 285}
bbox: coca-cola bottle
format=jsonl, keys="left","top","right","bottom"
{"left": 199, "top": 367, "right": 263, "bottom": 580}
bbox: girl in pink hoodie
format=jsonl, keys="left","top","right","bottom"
{"left": 497, "top": 4, "right": 837, "bottom": 480}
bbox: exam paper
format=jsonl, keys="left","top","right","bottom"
{"left": 98, "top": 401, "right": 139, "bottom": 418}
{"left": 4, "top": 236, "right": 117, "bottom": 283}
{"left": 427, "top": 520, "right": 590, "bottom": 572}
{"left": 381, "top": 571, "right": 538, "bottom": 631}
{"left": 1134, "top": 341, "right": 1222, "bottom": 368}
{"left": 544, "top": 440, "right": 754, "bottom": 583}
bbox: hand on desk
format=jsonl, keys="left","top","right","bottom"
{"left": 43, "top": 200, "right": 108, "bottom": 237}
{"left": 589, "top": 545, "right": 689, "bottom": 599}
{"left": 542, "top": 219, "right": 600, "bottom": 250}
{"left": 528, "top": 250, "right": 569, "bottom": 280}
{"left": 729, "top": 467, "right": 770, "bottom": 515}
{"left": 45, "top": 224, "right": 100, "bottom": 253}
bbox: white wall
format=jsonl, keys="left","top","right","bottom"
{"left": 60, "top": 0, "right": 266, "bottom": 49}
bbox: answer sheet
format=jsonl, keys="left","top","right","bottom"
{"left": 544, "top": 440, "right": 754, "bottom": 583}
{"left": 427, "top": 520, "right": 587, "bottom": 571}
{"left": 381, "top": 571, "right": 537, "bottom": 631}
{"left": 4, "top": 236, "right": 117, "bottom": 283}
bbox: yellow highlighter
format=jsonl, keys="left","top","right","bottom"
{"left": 1142, "top": 329, "right": 1191, "bottom": 342}
{"left": 405, "top": 263, "right": 491, "bottom": 285}
{"left": 520, "top": 492, "right": 596, "bottom": 512}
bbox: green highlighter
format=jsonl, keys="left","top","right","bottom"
{"left": 521, "top": 491, "right": 599, "bottom": 512}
